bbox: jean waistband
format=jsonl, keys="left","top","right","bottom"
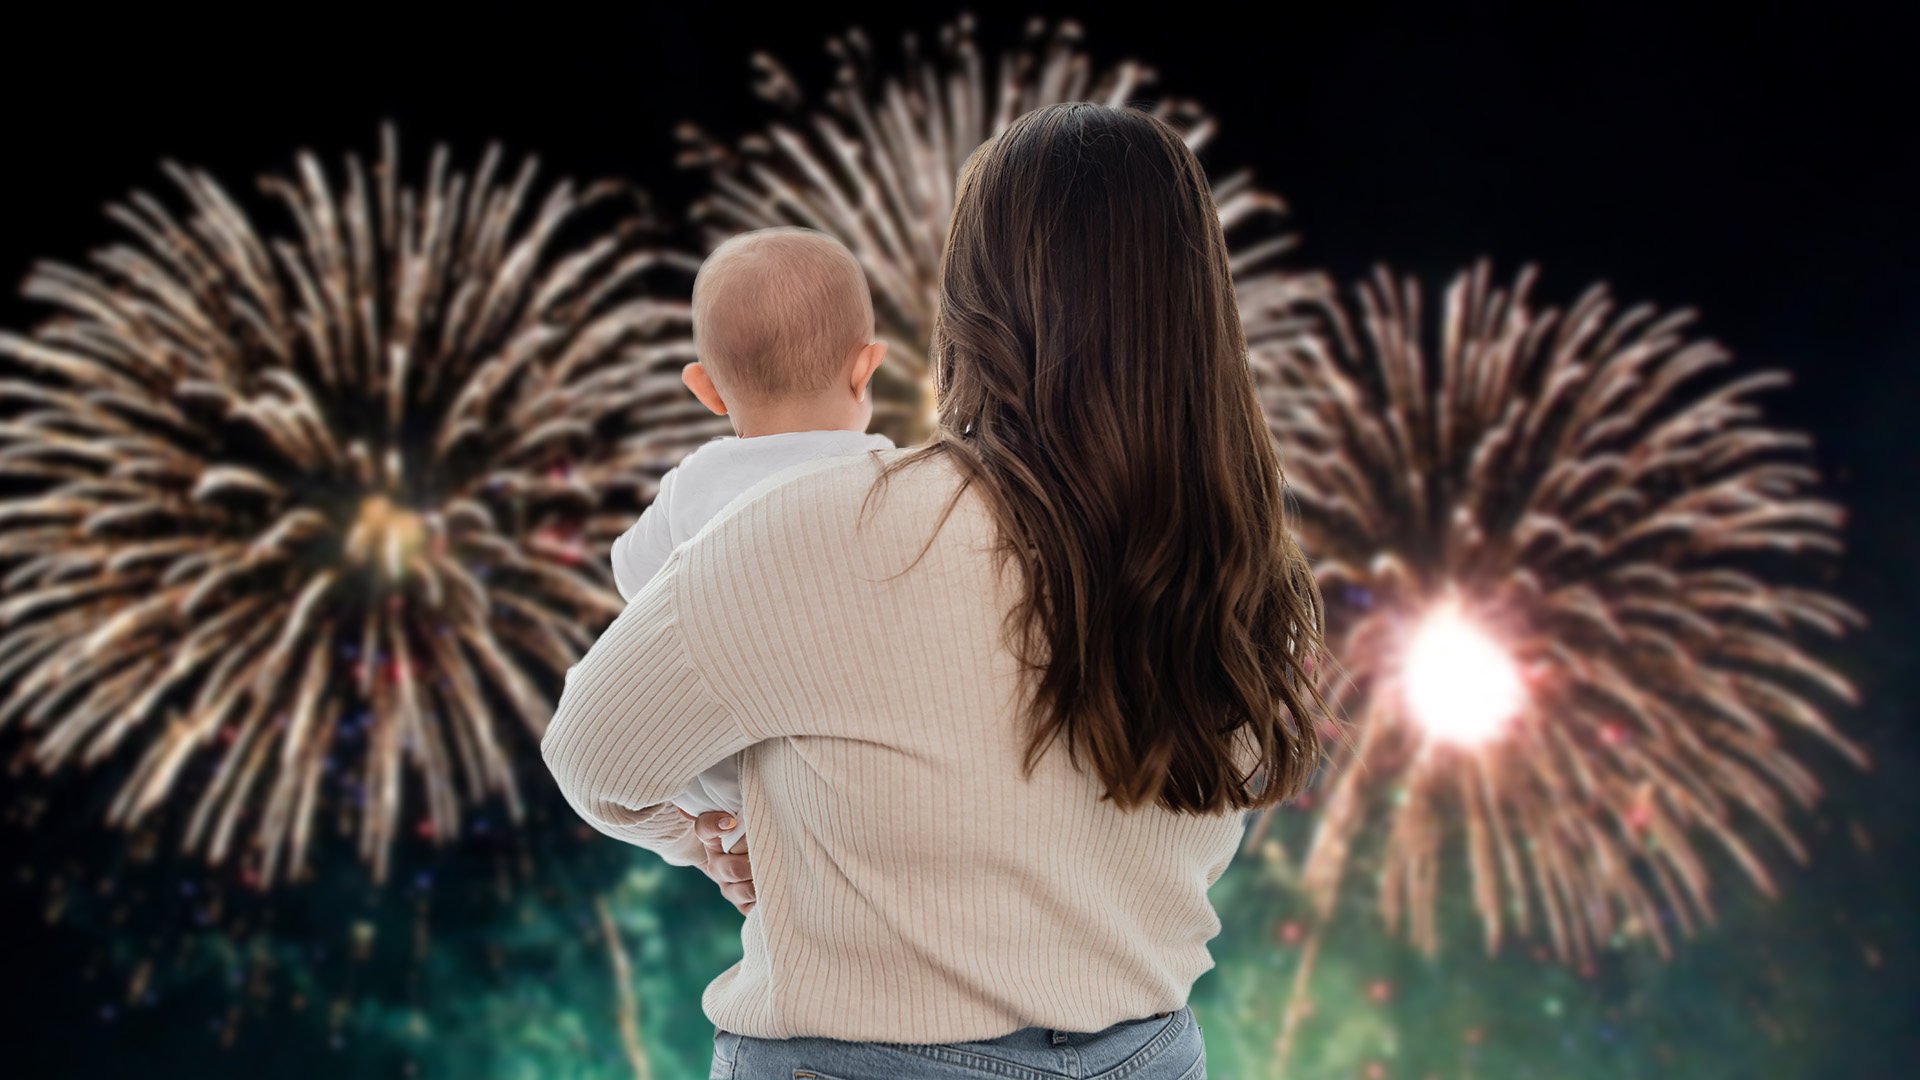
{"left": 1043, "top": 1006, "right": 1178, "bottom": 1046}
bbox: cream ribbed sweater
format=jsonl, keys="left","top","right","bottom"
{"left": 540, "top": 448, "right": 1248, "bottom": 1042}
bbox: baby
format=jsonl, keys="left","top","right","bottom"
{"left": 610, "top": 226, "right": 892, "bottom": 854}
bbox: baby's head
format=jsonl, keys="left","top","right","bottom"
{"left": 685, "top": 227, "right": 886, "bottom": 436}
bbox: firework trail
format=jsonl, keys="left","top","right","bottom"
{"left": 0, "top": 126, "right": 723, "bottom": 887}
{"left": 1249, "top": 261, "right": 1865, "bottom": 1066}
{"left": 595, "top": 893, "right": 654, "bottom": 1080}
{"left": 677, "top": 13, "right": 1327, "bottom": 442}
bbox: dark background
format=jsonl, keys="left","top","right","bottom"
{"left": 1, "top": 1, "right": 1912, "bottom": 1074}
{"left": 4, "top": 1, "right": 1911, "bottom": 570}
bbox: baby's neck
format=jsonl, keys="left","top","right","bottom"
{"left": 728, "top": 397, "right": 868, "bottom": 439}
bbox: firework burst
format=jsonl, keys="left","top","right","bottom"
{"left": 677, "top": 13, "right": 1327, "bottom": 442}
{"left": 1250, "top": 261, "right": 1866, "bottom": 969}
{"left": 0, "top": 127, "right": 723, "bottom": 887}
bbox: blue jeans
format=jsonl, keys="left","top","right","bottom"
{"left": 709, "top": 1005, "right": 1206, "bottom": 1079}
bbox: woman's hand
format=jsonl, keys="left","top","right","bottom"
{"left": 680, "top": 808, "right": 755, "bottom": 914}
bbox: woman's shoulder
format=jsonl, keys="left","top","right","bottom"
{"left": 683, "top": 446, "right": 982, "bottom": 569}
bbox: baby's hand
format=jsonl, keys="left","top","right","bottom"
{"left": 680, "top": 808, "right": 754, "bottom": 914}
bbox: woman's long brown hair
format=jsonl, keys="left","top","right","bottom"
{"left": 878, "top": 102, "right": 1329, "bottom": 814}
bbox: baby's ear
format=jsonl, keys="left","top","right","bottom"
{"left": 682, "top": 362, "right": 728, "bottom": 416}
{"left": 851, "top": 341, "right": 887, "bottom": 401}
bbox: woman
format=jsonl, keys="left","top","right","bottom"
{"left": 541, "top": 101, "right": 1328, "bottom": 1080}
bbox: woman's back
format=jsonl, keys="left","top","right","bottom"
{"left": 544, "top": 104, "right": 1329, "bottom": 1079}
{"left": 546, "top": 447, "right": 1246, "bottom": 1043}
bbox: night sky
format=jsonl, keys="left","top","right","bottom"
{"left": 1, "top": 1, "right": 1912, "bottom": 1075}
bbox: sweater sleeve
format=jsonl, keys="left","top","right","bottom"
{"left": 540, "top": 550, "right": 757, "bottom": 865}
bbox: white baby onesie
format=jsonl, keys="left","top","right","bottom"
{"left": 609, "top": 429, "right": 896, "bottom": 853}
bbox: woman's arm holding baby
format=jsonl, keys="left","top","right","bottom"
{"left": 540, "top": 552, "right": 760, "bottom": 866}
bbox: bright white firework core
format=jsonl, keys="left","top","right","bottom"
{"left": 1402, "top": 602, "right": 1525, "bottom": 746}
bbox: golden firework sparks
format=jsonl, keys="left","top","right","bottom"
{"left": 1251, "top": 260, "right": 1866, "bottom": 966}
{"left": 0, "top": 126, "right": 724, "bottom": 887}
{"left": 677, "top": 13, "right": 1328, "bottom": 443}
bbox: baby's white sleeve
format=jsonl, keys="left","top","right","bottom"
{"left": 610, "top": 467, "right": 680, "bottom": 600}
